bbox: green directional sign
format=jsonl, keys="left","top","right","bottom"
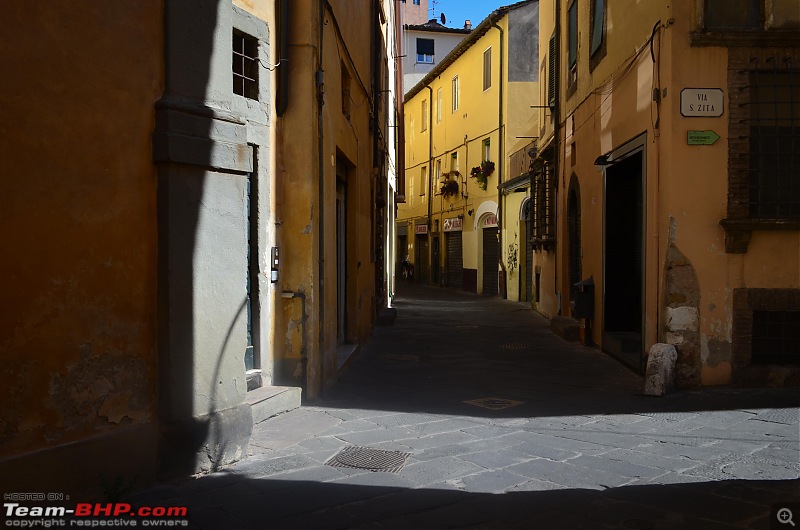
{"left": 687, "top": 130, "right": 720, "bottom": 145}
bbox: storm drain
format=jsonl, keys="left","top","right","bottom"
{"left": 384, "top": 353, "right": 420, "bottom": 362}
{"left": 325, "top": 446, "right": 412, "bottom": 473}
{"left": 499, "top": 343, "right": 528, "bottom": 350}
{"left": 463, "top": 397, "right": 525, "bottom": 411}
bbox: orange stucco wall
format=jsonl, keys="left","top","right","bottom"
{"left": 0, "top": 2, "right": 162, "bottom": 460}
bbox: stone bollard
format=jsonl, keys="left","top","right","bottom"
{"left": 644, "top": 343, "right": 678, "bottom": 396}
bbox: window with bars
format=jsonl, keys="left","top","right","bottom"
{"left": 751, "top": 310, "right": 800, "bottom": 365}
{"left": 233, "top": 31, "right": 258, "bottom": 100}
{"left": 532, "top": 162, "right": 556, "bottom": 249}
{"left": 748, "top": 69, "right": 800, "bottom": 219}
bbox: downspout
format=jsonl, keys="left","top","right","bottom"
{"left": 492, "top": 20, "right": 504, "bottom": 296}
{"left": 317, "top": 0, "right": 326, "bottom": 394}
{"left": 426, "top": 84, "right": 434, "bottom": 283}
{"left": 553, "top": 0, "right": 561, "bottom": 312}
{"left": 276, "top": 0, "right": 290, "bottom": 116}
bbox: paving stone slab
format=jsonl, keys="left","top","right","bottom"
{"left": 395, "top": 430, "right": 481, "bottom": 451}
{"left": 399, "top": 456, "right": 485, "bottom": 486}
{"left": 509, "top": 439, "right": 581, "bottom": 462}
{"left": 231, "top": 453, "right": 320, "bottom": 478}
{"left": 507, "top": 458, "right": 634, "bottom": 489}
{"left": 567, "top": 454, "right": 666, "bottom": 480}
{"left": 457, "top": 449, "right": 533, "bottom": 470}
{"left": 459, "top": 469, "right": 530, "bottom": 493}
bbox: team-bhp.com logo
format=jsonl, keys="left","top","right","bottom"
{"left": 4, "top": 499, "right": 189, "bottom": 527}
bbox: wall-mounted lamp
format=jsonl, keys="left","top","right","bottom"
{"left": 468, "top": 209, "right": 474, "bottom": 216}
{"left": 594, "top": 154, "right": 610, "bottom": 167}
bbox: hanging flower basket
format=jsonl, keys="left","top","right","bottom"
{"left": 470, "top": 160, "right": 495, "bottom": 191}
{"left": 439, "top": 177, "right": 459, "bottom": 199}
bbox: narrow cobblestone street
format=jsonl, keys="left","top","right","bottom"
{"left": 132, "top": 283, "right": 800, "bottom": 529}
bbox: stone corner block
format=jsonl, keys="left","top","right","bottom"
{"left": 644, "top": 343, "right": 678, "bottom": 396}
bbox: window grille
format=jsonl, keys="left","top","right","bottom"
{"left": 233, "top": 31, "right": 258, "bottom": 100}
{"left": 532, "top": 162, "right": 556, "bottom": 249}
{"left": 748, "top": 63, "right": 799, "bottom": 219}
{"left": 751, "top": 310, "right": 800, "bottom": 365}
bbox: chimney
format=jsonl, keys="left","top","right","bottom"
{"left": 464, "top": 19, "right": 472, "bottom": 30}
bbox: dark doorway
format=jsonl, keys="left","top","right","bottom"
{"left": 432, "top": 235, "right": 440, "bottom": 285}
{"left": 603, "top": 150, "right": 644, "bottom": 373}
{"left": 446, "top": 231, "right": 463, "bottom": 289}
{"left": 567, "top": 182, "right": 582, "bottom": 308}
{"left": 336, "top": 160, "right": 348, "bottom": 346}
{"left": 482, "top": 227, "right": 499, "bottom": 296}
{"left": 415, "top": 234, "right": 429, "bottom": 284}
{"left": 522, "top": 199, "right": 533, "bottom": 302}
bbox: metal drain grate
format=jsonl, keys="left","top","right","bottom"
{"left": 463, "top": 397, "right": 525, "bottom": 410}
{"left": 499, "top": 343, "right": 528, "bottom": 350}
{"left": 384, "top": 354, "right": 420, "bottom": 362}
{"left": 325, "top": 446, "right": 412, "bottom": 473}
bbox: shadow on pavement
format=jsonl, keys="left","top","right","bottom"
{"left": 131, "top": 473, "right": 799, "bottom": 529}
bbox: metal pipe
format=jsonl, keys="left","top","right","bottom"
{"left": 492, "top": 21, "right": 505, "bottom": 297}
{"left": 276, "top": 0, "right": 290, "bottom": 116}
{"left": 317, "top": 0, "right": 326, "bottom": 395}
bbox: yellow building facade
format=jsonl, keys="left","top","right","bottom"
{"left": 534, "top": 0, "right": 799, "bottom": 386}
{"left": 399, "top": 1, "right": 540, "bottom": 296}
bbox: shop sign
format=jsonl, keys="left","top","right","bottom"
{"left": 414, "top": 224, "right": 428, "bottom": 235}
{"left": 481, "top": 214, "right": 498, "bottom": 228}
{"left": 680, "top": 88, "right": 723, "bottom": 117}
{"left": 443, "top": 217, "right": 462, "bottom": 232}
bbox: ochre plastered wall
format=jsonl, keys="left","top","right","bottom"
{"left": 0, "top": 1, "right": 163, "bottom": 490}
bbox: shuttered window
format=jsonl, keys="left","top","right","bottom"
{"left": 483, "top": 48, "right": 492, "bottom": 91}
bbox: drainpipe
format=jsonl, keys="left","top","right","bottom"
{"left": 553, "top": 0, "right": 561, "bottom": 313}
{"left": 317, "top": 0, "right": 326, "bottom": 395}
{"left": 492, "top": 20, "right": 504, "bottom": 296}
{"left": 426, "top": 84, "right": 434, "bottom": 284}
{"left": 276, "top": 0, "right": 290, "bottom": 116}
{"left": 281, "top": 291, "right": 307, "bottom": 400}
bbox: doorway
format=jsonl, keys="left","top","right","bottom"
{"left": 482, "top": 226, "right": 499, "bottom": 296}
{"left": 336, "top": 173, "right": 347, "bottom": 346}
{"left": 445, "top": 231, "right": 463, "bottom": 289}
{"left": 432, "top": 235, "right": 440, "bottom": 285}
{"left": 603, "top": 149, "right": 644, "bottom": 373}
{"left": 415, "top": 234, "right": 429, "bottom": 284}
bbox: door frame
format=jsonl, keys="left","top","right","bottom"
{"left": 602, "top": 133, "right": 647, "bottom": 373}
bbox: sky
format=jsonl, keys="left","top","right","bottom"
{"left": 429, "top": 0, "right": 506, "bottom": 29}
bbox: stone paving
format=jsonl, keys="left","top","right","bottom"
{"left": 131, "top": 283, "right": 800, "bottom": 529}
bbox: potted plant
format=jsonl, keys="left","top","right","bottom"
{"left": 439, "top": 173, "right": 460, "bottom": 199}
{"left": 470, "top": 160, "right": 495, "bottom": 191}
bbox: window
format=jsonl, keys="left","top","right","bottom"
{"left": 696, "top": 0, "right": 800, "bottom": 44}
{"left": 589, "top": 0, "right": 607, "bottom": 71}
{"left": 483, "top": 139, "right": 491, "bottom": 162}
{"left": 451, "top": 75, "right": 459, "bottom": 112}
{"left": 450, "top": 152, "right": 458, "bottom": 172}
{"left": 436, "top": 87, "right": 442, "bottom": 123}
{"left": 722, "top": 51, "right": 800, "bottom": 253}
{"left": 233, "top": 30, "right": 258, "bottom": 99}
{"left": 751, "top": 311, "right": 800, "bottom": 365}
{"left": 483, "top": 48, "right": 492, "bottom": 91}
{"left": 341, "top": 62, "right": 351, "bottom": 120}
{"left": 421, "top": 99, "right": 428, "bottom": 132}
{"left": 413, "top": 0, "right": 420, "bottom": 4}
{"left": 435, "top": 159, "right": 441, "bottom": 181}
{"left": 548, "top": 35, "right": 557, "bottom": 109}
{"left": 416, "top": 38, "right": 434, "bottom": 64}
{"left": 748, "top": 69, "right": 800, "bottom": 219}
{"left": 532, "top": 160, "right": 556, "bottom": 250}
{"left": 705, "top": 0, "right": 760, "bottom": 30}
{"left": 567, "top": 1, "right": 577, "bottom": 67}
{"left": 420, "top": 167, "right": 427, "bottom": 197}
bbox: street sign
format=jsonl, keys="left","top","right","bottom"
{"left": 681, "top": 88, "right": 724, "bottom": 117}
{"left": 687, "top": 130, "right": 720, "bottom": 145}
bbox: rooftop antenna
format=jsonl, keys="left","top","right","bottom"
{"left": 430, "top": 0, "right": 440, "bottom": 20}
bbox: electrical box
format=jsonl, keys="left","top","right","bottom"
{"left": 570, "top": 276, "right": 594, "bottom": 319}
{"left": 271, "top": 247, "right": 279, "bottom": 283}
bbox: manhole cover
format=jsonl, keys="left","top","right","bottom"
{"left": 325, "top": 446, "right": 412, "bottom": 473}
{"left": 384, "top": 354, "right": 420, "bottom": 362}
{"left": 499, "top": 343, "right": 528, "bottom": 350}
{"left": 463, "top": 397, "right": 525, "bottom": 410}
